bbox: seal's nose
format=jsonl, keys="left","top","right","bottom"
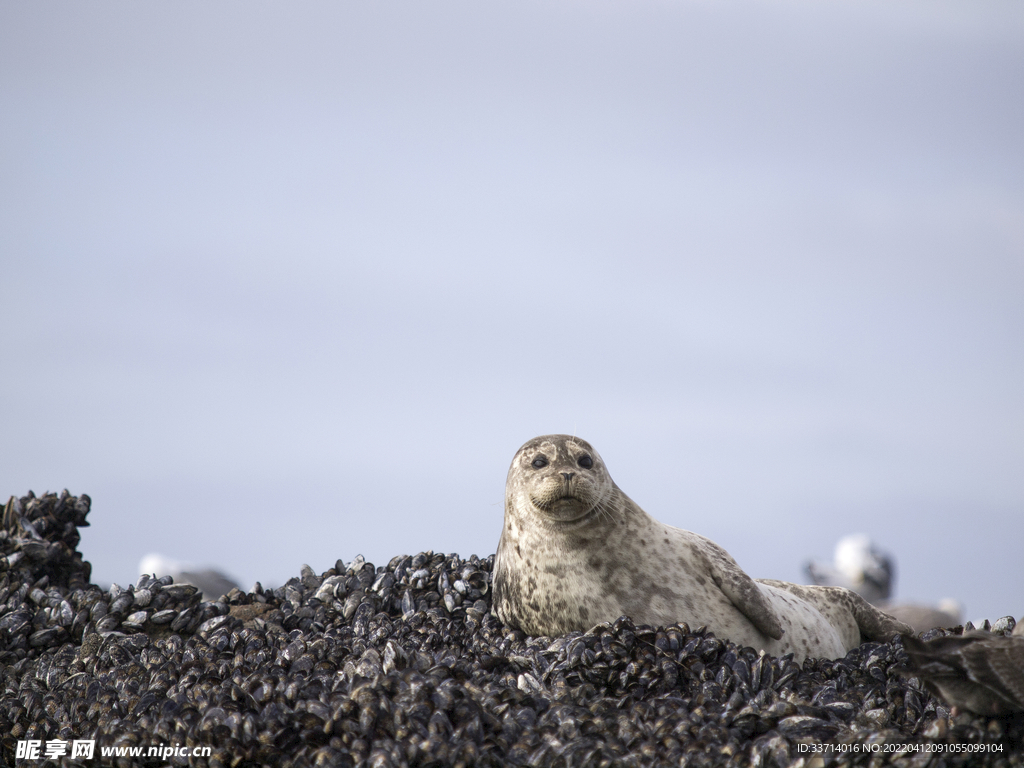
{"left": 561, "top": 472, "right": 575, "bottom": 481}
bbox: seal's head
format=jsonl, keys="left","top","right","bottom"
{"left": 494, "top": 434, "right": 626, "bottom": 634}
{"left": 505, "top": 434, "right": 614, "bottom": 526}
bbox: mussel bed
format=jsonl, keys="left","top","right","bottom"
{"left": 1, "top": 491, "right": 1021, "bottom": 767}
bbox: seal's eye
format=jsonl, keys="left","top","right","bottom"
{"left": 531, "top": 456, "right": 548, "bottom": 469}
{"left": 578, "top": 455, "right": 593, "bottom": 469}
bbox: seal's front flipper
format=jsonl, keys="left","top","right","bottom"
{"left": 699, "top": 537, "right": 785, "bottom": 640}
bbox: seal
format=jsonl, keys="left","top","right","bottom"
{"left": 492, "top": 435, "right": 912, "bottom": 661}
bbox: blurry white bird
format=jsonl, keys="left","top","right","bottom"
{"left": 806, "top": 534, "right": 962, "bottom": 633}
{"left": 139, "top": 553, "right": 241, "bottom": 601}
{"left": 806, "top": 533, "right": 895, "bottom": 603}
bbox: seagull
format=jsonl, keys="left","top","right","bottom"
{"left": 901, "top": 620, "right": 1024, "bottom": 716}
{"left": 806, "top": 534, "right": 964, "bottom": 632}
{"left": 139, "top": 553, "right": 241, "bottom": 601}
{"left": 806, "top": 533, "right": 894, "bottom": 603}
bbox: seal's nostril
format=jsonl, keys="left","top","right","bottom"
{"left": 561, "top": 472, "right": 575, "bottom": 481}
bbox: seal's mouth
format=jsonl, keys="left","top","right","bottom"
{"left": 531, "top": 492, "right": 577, "bottom": 508}
{"left": 529, "top": 493, "right": 595, "bottom": 523}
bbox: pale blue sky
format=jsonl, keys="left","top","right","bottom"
{"left": 2, "top": 1, "right": 1021, "bottom": 621}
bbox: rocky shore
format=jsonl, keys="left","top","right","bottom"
{"left": 1, "top": 491, "right": 1021, "bottom": 767}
